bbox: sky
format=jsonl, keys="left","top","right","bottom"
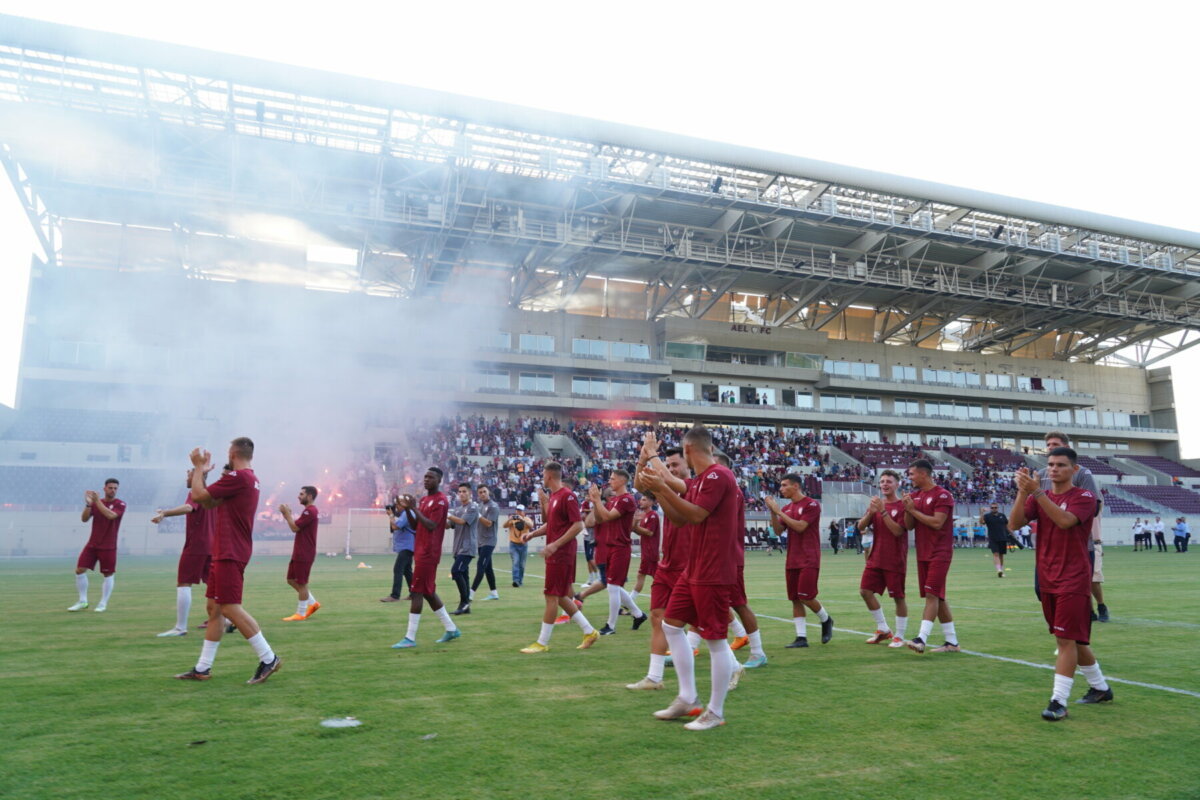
{"left": 1, "top": 0, "right": 1198, "bottom": 452}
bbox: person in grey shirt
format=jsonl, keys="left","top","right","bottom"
{"left": 471, "top": 486, "right": 502, "bottom": 601}
{"left": 447, "top": 483, "right": 479, "bottom": 615}
{"left": 1037, "top": 431, "right": 1108, "bottom": 622}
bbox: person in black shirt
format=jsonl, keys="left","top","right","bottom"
{"left": 980, "top": 503, "right": 1011, "bottom": 578}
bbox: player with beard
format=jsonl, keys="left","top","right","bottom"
{"left": 391, "top": 468, "right": 461, "bottom": 649}
{"left": 856, "top": 470, "right": 909, "bottom": 647}
{"left": 279, "top": 486, "right": 321, "bottom": 621}
{"left": 588, "top": 471, "right": 649, "bottom": 635}
{"left": 68, "top": 478, "right": 125, "bottom": 613}
{"left": 903, "top": 459, "right": 960, "bottom": 654}
{"left": 174, "top": 438, "right": 281, "bottom": 684}
{"left": 151, "top": 465, "right": 216, "bottom": 636}
{"left": 518, "top": 462, "right": 599, "bottom": 653}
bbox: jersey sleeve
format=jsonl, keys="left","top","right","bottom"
{"left": 296, "top": 506, "right": 317, "bottom": 532}
{"left": 1023, "top": 495, "right": 1040, "bottom": 522}
{"left": 112, "top": 500, "right": 126, "bottom": 517}
{"left": 692, "top": 469, "right": 734, "bottom": 514}
{"left": 617, "top": 494, "right": 637, "bottom": 518}
{"left": 564, "top": 493, "right": 582, "bottom": 524}
{"left": 206, "top": 472, "right": 245, "bottom": 500}
{"left": 1076, "top": 470, "right": 1101, "bottom": 497}
{"left": 801, "top": 500, "right": 821, "bottom": 529}
{"left": 1067, "top": 490, "right": 1098, "bottom": 529}
{"left": 933, "top": 490, "right": 955, "bottom": 514}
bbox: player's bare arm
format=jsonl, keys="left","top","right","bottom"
{"left": 279, "top": 504, "right": 300, "bottom": 533}
{"left": 151, "top": 503, "right": 194, "bottom": 524}
{"left": 642, "top": 462, "right": 709, "bottom": 525}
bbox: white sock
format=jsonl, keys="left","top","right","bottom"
{"left": 75, "top": 573, "right": 88, "bottom": 603}
{"left": 176, "top": 587, "right": 192, "bottom": 631}
{"left": 648, "top": 653, "right": 666, "bottom": 683}
{"left": 196, "top": 639, "right": 220, "bottom": 671}
{"left": 1078, "top": 662, "right": 1110, "bottom": 691}
{"left": 686, "top": 630, "right": 702, "bottom": 651}
{"left": 434, "top": 605, "right": 457, "bottom": 632}
{"left": 246, "top": 632, "right": 275, "bottom": 663}
{"left": 870, "top": 607, "right": 889, "bottom": 631}
{"left": 537, "top": 622, "right": 554, "bottom": 646}
{"left": 662, "top": 623, "right": 697, "bottom": 703}
{"left": 620, "top": 587, "right": 644, "bottom": 618}
{"left": 405, "top": 612, "right": 421, "bottom": 641}
{"left": 707, "top": 638, "right": 734, "bottom": 718}
{"left": 571, "top": 611, "right": 595, "bottom": 635}
{"left": 606, "top": 584, "right": 622, "bottom": 628}
{"left": 748, "top": 630, "right": 765, "bottom": 658}
{"left": 793, "top": 617, "right": 807, "bottom": 638}
{"left": 894, "top": 616, "right": 908, "bottom": 639}
{"left": 306, "top": 592, "right": 317, "bottom": 607}
{"left": 940, "top": 621, "right": 958, "bottom": 644}
{"left": 729, "top": 616, "right": 747, "bottom": 638}
{"left": 816, "top": 606, "right": 830, "bottom": 623}
{"left": 918, "top": 619, "right": 934, "bottom": 642}
{"left": 296, "top": 600, "right": 307, "bottom": 615}
{"left": 1052, "top": 673, "right": 1074, "bottom": 705}
{"left": 630, "top": 590, "right": 640, "bottom": 600}
{"left": 100, "top": 575, "right": 114, "bottom": 606}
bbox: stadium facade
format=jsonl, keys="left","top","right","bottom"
{"left": 1, "top": 17, "right": 1197, "bottom": 554}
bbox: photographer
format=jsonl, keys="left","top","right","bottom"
{"left": 504, "top": 504, "right": 534, "bottom": 587}
{"left": 381, "top": 496, "right": 416, "bottom": 603}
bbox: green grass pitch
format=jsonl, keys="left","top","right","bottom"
{"left": 2, "top": 547, "right": 1197, "bottom": 800}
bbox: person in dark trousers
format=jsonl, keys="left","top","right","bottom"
{"left": 447, "top": 483, "right": 479, "bottom": 615}
{"left": 382, "top": 496, "right": 415, "bottom": 602}
{"left": 471, "top": 485, "right": 501, "bottom": 601}
{"left": 1173, "top": 517, "right": 1190, "bottom": 552}
{"left": 828, "top": 520, "right": 841, "bottom": 554}
{"left": 981, "top": 503, "right": 1011, "bottom": 578}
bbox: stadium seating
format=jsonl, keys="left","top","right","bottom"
{"left": 0, "top": 466, "right": 171, "bottom": 507}
{"left": 838, "top": 442, "right": 946, "bottom": 469}
{"left": 1100, "top": 489, "right": 1152, "bottom": 515}
{"left": 1121, "top": 455, "right": 1200, "bottom": 479}
{"left": 1077, "top": 455, "right": 1124, "bottom": 477}
{"left": 946, "top": 446, "right": 1026, "bottom": 471}
{"left": 1118, "top": 485, "right": 1200, "bottom": 514}
{"left": 1, "top": 408, "right": 164, "bottom": 444}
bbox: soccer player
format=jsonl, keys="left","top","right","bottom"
{"left": 764, "top": 474, "right": 833, "bottom": 648}
{"left": 903, "top": 459, "right": 960, "bottom": 654}
{"left": 717, "top": 450, "right": 765, "bottom": 679}
{"left": 518, "top": 462, "right": 599, "bottom": 653}
{"left": 856, "top": 469, "right": 909, "bottom": 647}
{"left": 588, "top": 471, "right": 649, "bottom": 635}
{"left": 981, "top": 503, "right": 1011, "bottom": 577}
{"left": 470, "top": 485, "right": 501, "bottom": 602}
{"left": 391, "top": 467, "right": 461, "bottom": 649}
{"left": 631, "top": 493, "right": 660, "bottom": 601}
{"left": 69, "top": 478, "right": 126, "bottom": 613}
{"left": 575, "top": 484, "right": 611, "bottom": 604}
{"left": 640, "top": 425, "right": 741, "bottom": 731}
{"left": 1039, "top": 432, "right": 1107, "bottom": 622}
{"left": 1009, "top": 450, "right": 1112, "bottom": 720}
{"left": 279, "top": 485, "right": 321, "bottom": 621}
{"left": 447, "top": 483, "right": 479, "bottom": 615}
{"left": 174, "top": 438, "right": 281, "bottom": 684}
{"left": 151, "top": 465, "right": 215, "bottom": 635}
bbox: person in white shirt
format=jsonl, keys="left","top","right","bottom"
{"left": 1151, "top": 516, "right": 1168, "bottom": 553}
{"left": 1131, "top": 518, "right": 1146, "bottom": 552}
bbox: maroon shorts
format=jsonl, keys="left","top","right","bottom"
{"left": 543, "top": 558, "right": 577, "bottom": 597}
{"left": 205, "top": 559, "right": 247, "bottom": 605}
{"left": 860, "top": 566, "right": 906, "bottom": 598}
{"left": 650, "top": 568, "right": 682, "bottom": 610}
{"left": 411, "top": 558, "right": 439, "bottom": 596}
{"left": 594, "top": 540, "right": 608, "bottom": 565}
{"left": 1041, "top": 591, "right": 1091, "bottom": 644}
{"left": 638, "top": 558, "right": 658, "bottom": 578}
{"left": 177, "top": 553, "right": 211, "bottom": 585}
{"left": 76, "top": 546, "right": 117, "bottom": 575}
{"left": 731, "top": 565, "right": 747, "bottom": 607}
{"left": 287, "top": 559, "right": 314, "bottom": 585}
{"left": 786, "top": 567, "right": 820, "bottom": 601}
{"left": 605, "top": 546, "right": 631, "bottom": 586}
{"left": 917, "top": 559, "right": 950, "bottom": 600}
{"left": 664, "top": 581, "right": 736, "bottom": 640}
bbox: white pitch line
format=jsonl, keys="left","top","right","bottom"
{"left": 752, "top": 613, "right": 1200, "bottom": 699}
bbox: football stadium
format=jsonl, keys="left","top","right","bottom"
{"left": 1, "top": 14, "right": 1197, "bottom": 800}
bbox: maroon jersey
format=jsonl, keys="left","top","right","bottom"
{"left": 85, "top": 497, "right": 126, "bottom": 549}
{"left": 414, "top": 491, "right": 449, "bottom": 561}
{"left": 684, "top": 463, "right": 741, "bottom": 585}
{"left": 782, "top": 496, "right": 822, "bottom": 569}
{"left": 733, "top": 489, "right": 746, "bottom": 568}
{"left": 292, "top": 504, "right": 319, "bottom": 561}
{"left": 544, "top": 486, "right": 582, "bottom": 565}
{"left": 866, "top": 499, "right": 908, "bottom": 571}
{"left": 658, "top": 478, "right": 693, "bottom": 573}
{"left": 638, "top": 509, "right": 661, "bottom": 562}
{"left": 182, "top": 493, "right": 214, "bottom": 557}
{"left": 1026, "top": 487, "right": 1098, "bottom": 594}
{"left": 602, "top": 492, "right": 637, "bottom": 549}
{"left": 910, "top": 486, "right": 955, "bottom": 562}
{"left": 207, "top": 468, "right": 261, "bottom": 563}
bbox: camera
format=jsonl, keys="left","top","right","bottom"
{"left": 385, "top": 496, "right": 403, "bottom": 515}
{"left": 510, "top": 514, "right": 526, "bottom": 532}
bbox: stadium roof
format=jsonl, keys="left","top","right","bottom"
{"left": 2, "top": 14, "right": 1199, "bottom": 366}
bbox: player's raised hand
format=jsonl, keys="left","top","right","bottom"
{"left": 84, "top": 490, "right": 97, "bottom": 505}
{"left": 869, "top": 496, "right": 885, "bottom": 514}
{"left": 189, "top": 447, "right": 211, "bottom": 470}
{"left": 763, "top": 495, "right": 780, "bottom": 513}
{"left": 1015, "top": 468, "right": 1039, "bottom": 494}
{"left": 587, "top": 484, "right": 602, "bottom": 504}
{"left": 278, "top": 503, "right": 292, "bottom": 516}
{"left": 901, "top": 493, "right": 916, "bottom": 512}
{"left": 640, "top": 430, "right": 659, "bottom": 460}
{"left": 640, "top": 460, "right": 667, "bottom": 490}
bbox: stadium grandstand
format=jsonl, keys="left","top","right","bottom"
{"left": 3, "top": 15, "right": 1200, "bottom": 557}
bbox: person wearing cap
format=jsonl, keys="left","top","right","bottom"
{"left": 505, "top": 505, "right": 535, "bottom": 587}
